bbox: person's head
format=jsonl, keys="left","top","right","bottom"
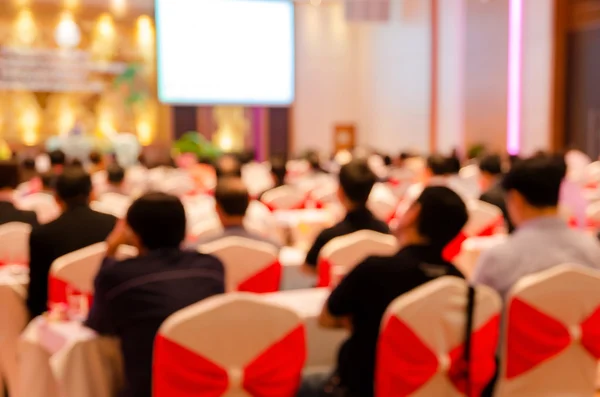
{"left": 0, "top": 162, "right": 20, "bottom": 191}
{"left": 270, "top": 157, "right": 287, "bottom": 187}
{"left": 215, "top": 154, "right": 242, "bottom": 178}
{"left": 107, "top": 164, "right": 126, "bottom": 187}
{"left": 55, "top": 167, "right": 92, "bottom": 209}
{"left": 89, "top": 151, "right": 104, "bottom": 169}
{"left": 337, "top": 159, "right": 377, "bottom": 209}
{"left": 502, "top": 154, "right": 567, "bottom": 227}
{"left": 306, "top": 151, "right": 323, "bottom": 172}
{"left": 40, "top": 172, "right": 56, "bottom": 192}
{"left": 22, "top": 158, "right": 36, "bottom": 171}
{"left": 214, "top": 177, "right": 249, "bottom": 225}
{"left": 446, "top": 156, "right": 461, "bottom": 175}
{"left": 397, "top": 186, "right": 468, "bottom": 250}
{"left": 126, "top": 192, "right": 186, "bottom": 252}
{"left": 70, "top": 159, "right": 83, "bottom": 168}
{"left": 48, "top": 150, "right": 66, "bottom": 168}
{"left": 425, "top": 154, "right": 449, "bottom": 180}
{"left": 478, "top": 154, "right": 503, "bottom": 191}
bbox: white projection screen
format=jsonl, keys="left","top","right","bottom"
{"left": 156, "top": 0, "right": 295, "bottom": 106}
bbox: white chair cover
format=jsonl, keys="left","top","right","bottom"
{"left": 154, "top": 293, "right": 306, "bottom": 397}
{"left": 495, "top": 265, "right": 600, "bottom": 397}
{"left": 368, "top": 183, "right": 398, "bottom": 222}
{"left": 0, "top": 222, "right": 32, "bottom": 264}
{"left": 317, "top": 230, "right": 397, "bottom": 287}
{"left": 261, "top": 186, "right": 306, "bottom": 211}
{"left": 94, "top": 193, "right": 131, "bottom": 219}
{"left": 377, "top": 277, "right": 501, "bottom": 397}
{"left": 17, "top": 193, "right": 60, "bottom": 224}
{"left": 199, "top": 237, "right": 280, "bottom": 293}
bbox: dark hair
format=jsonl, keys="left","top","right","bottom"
{"left": 55, "top": 167, "right": 92, "bottom": 207}
{"left": 479, "top": 154, "right": 503, "bottom": 175}
{"left": 237, "top": 150, "right": 255, "bottom": 165}
{"left": 0, "top": 162, "right": 20, "bottom": 189}
{"left": 502, "top": 154, "right": 567, "bottom": 208}
{"left": 40, "top": 172, "right": 56, "bottom": 190}
{"left": 70, "top": 159, "right": 83, "bottom": 168}
{"left": 383, "top": 155, "right": 392, "bottom": 167}
{"left": 215, "top": 177, "right": 249, "bottom": 216}
{"left": 416, "top": 186, "right": 468, "bottom": 247}
{"left": 89, "top": 151, "right": 102, "bottom": 165}
{"left": 426, "top": 154, "right": 449, "bottom": 176}
{"left": 338, "top": 159, "right": 377, "bottom": 206}
{"left": 48, "top": 150, "right": 66, "bottom": 166}
{"left": 126, "top": 192, "right": 186, "bottom": 250}
{"left": 215, "top": 155, "right": 242, "bottom": 178}
{"left": 270, "top": 158, "right": 287, "bottom": 187}
{"left": 399, "top": 151, "right": 414, "bottom": 161}
{"left": 22, "top": 158, "right": 36, "bottom": 170}
{"left": 446, "top": 156, "right": 461, "bottom": 175}
{"left": 107, "top": 164, "right": 125, "bottom": 184}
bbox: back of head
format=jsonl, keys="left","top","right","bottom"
{"left": 40, "top": 172, "right": 57, "bottom": 191}
{"left": 426, "top": 154, "right": 449, "bottom": 176}
{"left": 270, "top": 158, "right": 287, "bottom": 186}
{"left": 338, "top": 159, "right": 377, "bottom": 206}
{"left": 89, "top": 151, "right": 102, "bottom": 166}
{"left": 215, "top": 177, "right": 249, "bottom": 217}
{"left": 56, "top": 167, "right": 92, "bottom": 207}
{"left": 446, "top": 156, "right": 461, "bottom": 175}
{"left": 479, "top": 154, "right": 503, "bottom": 176}
{"left": 22, "top": 158, "right": 36, "bottom": 171}
{"left": 126, "top": 192, "right": 186, "bottom": 250}
{"left": 416, "top": 186, "right": 468, "bottom": 248}
{"left": 0, "top": 162, "right": 20, "bottom": 190}
{"left": 107, "top": 164, "right": 126, "bottom": 185}
{"left": 502, "top": 154, "right": 567, "bottom": 208}
{"left": 49, "top": 150, "right": 66, "bottom": 167}
{"left": 215, "top": 155, "right": 242, "bottom": 178}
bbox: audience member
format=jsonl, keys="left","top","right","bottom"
{"left": 473, "top": 154, "right": 600, "bottom": 300}
{"left": 307, "top": 151, "right": 328, "bottom": 175}
{"left": 20, "top": 158, "right": 37, "bottom": 184}
{"left": 0, "top": 162, "right": 39, "bottom": 227}
{"left": 299, "top": 186, "right": 468, "bottom": 397}
{"left": 215, "top": 154, "right": 242, "bottom": 178}
{"left": 103, "top": 164, "right": 127, "bottom": 196}
{"left": 88, "top": 151, "right": 105, "bottom": 174}
{"left": 27, "top": 168, "right": 117, "bottom": 317}
{"left": 193, "top": 177, "right": 279, "bottom": 247}
{"left": 86, "top": 193, "right": 225, "bottom": 397}
{"left": 48, "top": 150, "right": 66, "bottom": 174}
{"left": 479, "top": 154, "right": 514, "bottom": 232}
{"left": 258, "top": 157, "right": 287, "bottom": 200}
{"left": 303, "top": 159, "right": 390, "bottom": 272}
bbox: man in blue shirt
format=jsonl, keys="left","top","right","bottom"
{"left": 86, "top": 192, "right": 225, "bottom": 397}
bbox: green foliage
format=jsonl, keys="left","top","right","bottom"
{"left": 467, "top": 144, "right": 486, "bottom": 160}
{"left": 173, "top": 131, "right": 222, "bottom": 161}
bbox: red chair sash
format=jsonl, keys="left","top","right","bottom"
{"left": 316, "top": 257, "right": 331, "bottom": 288}
{"left": 262, "top": 197, "right": 307, "bottom": 212}
{"left": 376, "top": 314, "right": 499, "bottom": 397}
{"left": 47, "top": 276, "right": 93, "bottom": 310}
{"left": 0, "top": 260, "right": 28, "bottom": 268}
{"left": 237, "top": 261, "right": 281, "bottom": 293}
{"left": 443, "top": 231, "right": 467, "bottom": 262}
{"left": 153, "top": 325, "right": 306, "bottom": 397}
{"left": 505, "top": 298, "right": 600, "bottom": 379}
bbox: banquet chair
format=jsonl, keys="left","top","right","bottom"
{"left": 585, "top": 201, "right": 600, "bottom": 227}
{"left": 188, "top": 218, "right": 223, "bottom": 244}
{"left": 376, "top": 276, "right": 501, "bottom": 397}
{"left": 244, "top": 200, "right": 285, "bottom": 245}
{"left": 17, "top": 193, "right": 61, "bottom": 224}
{"left": 261, "top": 185, "right": 307, "bottom": 211}
{"left": 368, "top": 183, "right": 399, "bottom": 223}
{"left": 317, "top": 230, "right": 398, "bottom": 287}
{"left": 443, "top": 200, "right": 503, "bottom": 261}
{"left": 494, "top": 265, "right": 600, "bottom": 397}
{"left": 48, "top": 242, "right": 138, "bottom": 308}
{"left": 0, "top": 222, "right": 32, "bottom": 266}
{"left": 153, "top": 293, "right": 307, "bottom": 397}
{"left": 94, "top": 192, "right": 132, "bottom": 218}
{"left": 199, "top": 237, "right": 281, "bottom": 293}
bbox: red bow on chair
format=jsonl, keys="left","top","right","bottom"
{"left": 237, "top": 261, "right": 282, "bottom": 293}
{"left": 153, "top": 325, "right": 306, "bottom": 397}
{"left": 376, "top": 315, "right": 500, "bottom": 397}
{"left": 443, "top": 217, "right": 502, "bottom": 262}
{"left": 316, "top": 258, "right": 332, "bottom": 288}
{"left": 47, "top": 276, "right": 93, "bottom": 310}
{"left": 505, "top": 298, "right": 600, "bottom": 379}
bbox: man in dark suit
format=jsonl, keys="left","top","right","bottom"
{"left": 0, "top": 162, "right": 39, "bottom": 227}
{"left": 27, "top": 168, "right": 116, "bottom": 318}
{"left": 479, "top": 154, "right": 515, "bottom": 233}
{"left": 86, "top": 193, "right": 225, "bottom": 397}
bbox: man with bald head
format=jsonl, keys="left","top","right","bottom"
{"left": 191, "top": 177, "right": 279, "bottom": 248}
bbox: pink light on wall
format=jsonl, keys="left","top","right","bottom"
{"left": 507, "top": 0, "right": 523, "bottom": 155}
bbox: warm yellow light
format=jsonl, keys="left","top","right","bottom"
{"left": 136, "top": 119, "right": 153, "bottom": 146}
{"left": 12, "top": 9, "right": 38, "bottom": 46}
{"left": 136, "top": 15, "right": 155, "bottom": 62}
{"left": 97, "top": 13, "right": 115, "bottom": 37}
{"left": 58, "top": 107, "right": 76, "bottom": 136}
{"left": 55, "top": 11, "right": 81, "bottom": 49}
{"left": 20, "top": 108, "right": 39, "bottom": 146}
{"left": 218, "top": 132, "right": 234, "bottom": 152}
{"left": 14, "top": 0, "right": 30, "bottom": 7}
{"left": 63, "top": 0, "right": 79, "bottom": 10}
{"left": 111, "top": 0, "right": 127, "bottom": 17}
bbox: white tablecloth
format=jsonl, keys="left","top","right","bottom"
{"left": 0, "top": 266, "right": 29, "bottom": 397}
{"left": 19, "top": 288, "right": 345, "bottom": 397}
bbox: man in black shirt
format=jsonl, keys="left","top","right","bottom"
{"left": 303, "top": 159, "right": 390, "bottom": 273}
{"left": 478, "top": 154, "right": 514, "bottom": 232}
{"left": 298, "top": 186, "right": 468, "bottom": 397}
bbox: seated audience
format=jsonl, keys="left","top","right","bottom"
{"left": 473, "top": 154, "right": 600, "bottom": 300}
{"left": 215, "top": 154, "right": 242, "bottom": 178}
{"left": 19, "top": 158, "right": 37, "bottom": 184}
{"left": 27, "top": 168, "right": 117, "bottom": 318}
{"left": 0, "top": 162, "right": 39, "bottom": 227}
{"left": 479, "top": 154, "right": 514, "bottom": 232}
{"left": 304, "top": 159, "right": 390, "bottom": 272}
{"left": 86, "top": 193, "right": 225, "bottom": 397}
{"left": 48, "top": 150, "right": 66, "bottom": 174}
{"left": 299, "top": 186, "right": 468, "bottom": 397}
{"left": 18, "top": 172, "right": 60, "bottom": 224}
{"left": 88, "top": 151, "right": 105, "bottom": 174}
{"left": 193, "top": 177, "right": 279, "bottom": 247}
{"left": 102, "top": 164, "right": 127, "bottom": 196}
{"left": 258, "top": 157, "right": 287, "bottom": 200}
